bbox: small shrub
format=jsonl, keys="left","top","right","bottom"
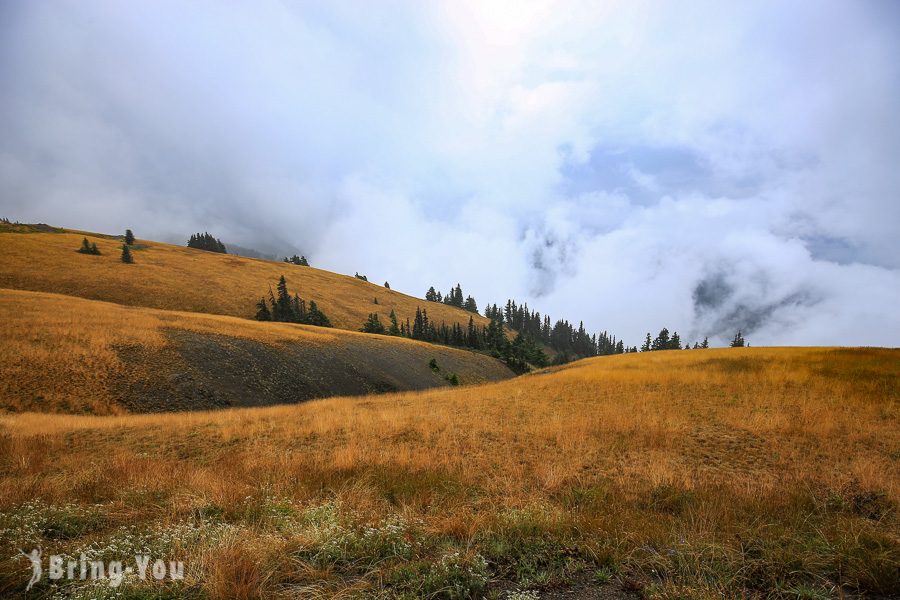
{"left": 594, "top": 566, "right": 613, "bottom": 583}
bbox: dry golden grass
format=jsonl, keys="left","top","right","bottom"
{"left": 1, "top": 347, "right": 897, "bottom": 597}
{"left": 0, "top": 289, "right": 511, "bottom": 414}
{"left": 0, "top": 230, "right": 491, "bottom": 331}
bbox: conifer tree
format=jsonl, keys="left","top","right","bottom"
{"left": 292, "top": 293, "right": 306, "bottom": 322}
{"left": 641, "top": 333, "right": 652, "bottom": 352}
{"left": 701, "top": 337, "right": 709, "bottom": 349}
{"left": 388, "top": 309, "right": 401, "bottom": 336}
{"left": 90, "top": 242, "right": 100, "bottom": 255}
{"left": 425, "top": 287, "right": 437, "bottom": 302}
{"left": 652, "top": 328, "right": 670, "bottom": 351}
{"left": 384, "top": 282, "right": 390, "bottom": 289}
{"left": 78, "top": 238, "right": 92, "bottom": 254}
{"left": 730, "top": 330, "right": 746, "bottom": 347}
{"left": 360, "top": 313, "right": 386, "bottom": 334}
{"left": 255, "top": 298, "right": 271, "bottom": 321}
{"left": 306, "top": 301, "right": 332, "bottom": 327}
{"left": 275, "top": 276, "right": 292, "bottom": 319}
{"left": 124, "top": 229, "right": 135, "bottom": 245}
{"left": 121, "top": 245, "right": 134, "bottom": 263}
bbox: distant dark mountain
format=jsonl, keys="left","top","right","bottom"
{"left": 226, "top": 244, "right": 279, "bottom": 261}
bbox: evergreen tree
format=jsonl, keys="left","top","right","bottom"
{"left": 120, "top": 245, "right": 134, "bottom": 264}
{"left": 463, "top": 295, "right": 478, "bottom": 313}
{"left": 267, "top": 287, "right": 278, "bottom": 320}
{"left": 306, "top": 301, "right": 332, "bottom": 327}
{"left": 355, "top": 272, "right": 368, "bottom": 281}
{"left": 652, "top": 328, "right": 670, "bottom": 351}
{"left": 360, "top": 313, "right": 386, "bottom": 334}
{"left": 670, "top": 331, "right": 682, "bottom": 350}
{"left": 641, "top": 333, "right": 652, "bottom": 352}
{"left": 412, "top": 307, "right": 425, "bottom": 340}
{"left": 255, "top": 298, "right": 271, "bottom": 321}
{"left": 425, "top": 287, "right": 438, "bottom": 302}
{"left": 292, "top": 293, "right": 306, "bottom": 322}
{"left": 450, "top": 284, "right": 464, "bottom": 307}
{"left": 76, "top": 238, "right": 102, "bottom": 255}
{"left": 275, "top": 276, "right": 292, "bottom": 319}
{"left": 730, "top": 330, "right": 746, "bottom": 347}
{"left": 384, "top": 282, "right": 390, "bottom": 289}
{"left": 388, "top": 309, "right": 401, "bottom": 336}
{"left": 701, "top": 337, "right": 709, "bottom": 349}
{"left": 124, "top": 229, "right": 135, "bottom": 245}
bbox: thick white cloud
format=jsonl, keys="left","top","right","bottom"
{"left": 0, "top": 0, "right": 898, "bottom": 346}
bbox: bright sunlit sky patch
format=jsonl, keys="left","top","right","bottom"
{"left": 2, "top": 0, "right": 898, "bottom": 346}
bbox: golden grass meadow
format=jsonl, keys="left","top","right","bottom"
{"left": 0, "top": 228, "right": 491, "bottom": 332}
{"left": 0, "top": 227, "right": 898, "bottom": 599}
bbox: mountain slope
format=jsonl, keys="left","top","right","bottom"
{"left": 0, "top": 289, "right": 513, "bottom": 414}
{"left": 0, "top": 226, "right": 490, "bottom": 332}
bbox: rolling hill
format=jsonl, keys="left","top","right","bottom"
{"left": 0, "top": 289, "right": 513, "bottom": 414}
{"left": 0, "top": 223, "right": 492, "bottom": 331}
{"left": 0, "top": 347, "right": 896, "bottom": 597}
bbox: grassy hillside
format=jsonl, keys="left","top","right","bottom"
{"left": 0, "top": 289, "right": 513, "bottom": 414}
{"left": 1, "top": 347, "right": 897, "bottom": 598}
{"left": 0, "top": 226, "right": 491, "bottom": 331}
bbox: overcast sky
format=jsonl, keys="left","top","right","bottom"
{"left": 1, "top": 0, "right": 898, "bottom": 346}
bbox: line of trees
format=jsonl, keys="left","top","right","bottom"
{"left": 425, "top": 284, "right": 479, "bottom": 313}
{"left": 637, "top": 327, "right": 747, "bottom": 350}
{"left": 639, "top": 328, "right": 703, "bottom": 351}
{"left": 283, "top": 255, "right": 309, "bottom": 266}
{"left": 188, "top": 232, "right": 227, "bottom": 253}
{"left": 358, "top": 306, "right": 546, "bottom": 374}
{"left": 484, "top": 299, "right": 628, "bottom": 362}
{"left": 254, "top": 275, "right": 331, "bottom": 327}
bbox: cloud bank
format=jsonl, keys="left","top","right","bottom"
{"left": 1, "top": 0, "right": 898, "bottom": 346}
